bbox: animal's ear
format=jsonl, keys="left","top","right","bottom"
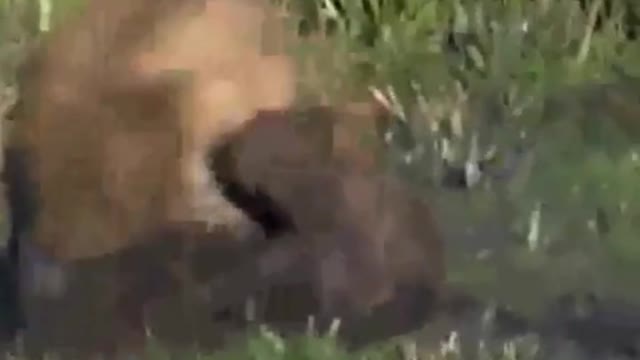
{"left": 252, "top": 55, "right": 297, "bottom": 112}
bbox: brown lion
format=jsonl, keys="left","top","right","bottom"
{"left": 7, "top": 0, "right": 296, "bottom": 356}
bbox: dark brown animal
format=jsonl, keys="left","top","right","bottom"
{"left": 205, "top": 107, "right": 446, "bottom": 348}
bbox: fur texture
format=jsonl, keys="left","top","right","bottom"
{"left": 207, "top": 107, "right": 446, "bottom": 347}
{"left": 6, "top": 0, "right": 296, "bottom": 355}
{"left": 13, "top": 0, "right": 295, "bottom": 261}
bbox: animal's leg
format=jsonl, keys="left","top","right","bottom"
{"left": 198, "top": 237, "right": 306, "bottom": 313}
{"left": 18, "top": 236, "right": 125, "bottom": 358}
{"left": 2, "top": 147, "right": 37, "bottom": 340}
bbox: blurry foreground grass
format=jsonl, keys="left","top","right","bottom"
{"left": 142, "top": 328, "right": 540, "bottom": 360}
{"left": 4, "top": 324, "right": 543, "bottom": 360}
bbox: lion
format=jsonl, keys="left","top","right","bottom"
{"left": 5, "top": 0, "right": 296, "bottom": 356}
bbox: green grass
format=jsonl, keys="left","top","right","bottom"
{"left": 3, "top": 324, "right": 544, "bottom": 359}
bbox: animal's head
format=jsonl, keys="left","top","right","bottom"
{"left": 129, "top": 0, "right": 297, "bottom": 143}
